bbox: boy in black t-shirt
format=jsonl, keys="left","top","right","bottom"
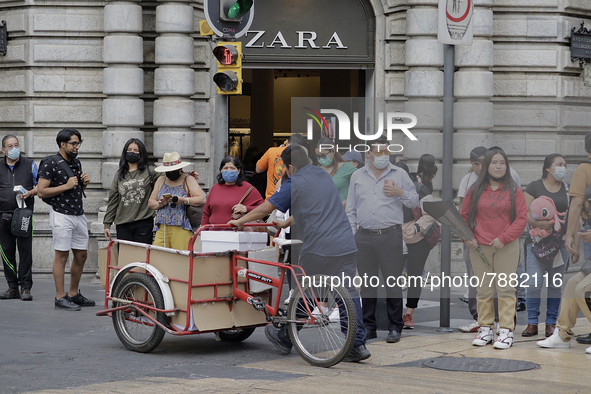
{"left": 37, "top": 128, "right": 94, "bottom": 311}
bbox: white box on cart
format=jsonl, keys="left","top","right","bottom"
{"left": 201, "top": 231, "right": 268, "bottom": 253}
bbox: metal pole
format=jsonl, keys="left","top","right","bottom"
{"left": 438, "top": 43, "right": 454, "bottom": 331}
{"left": 211, "top": 44, "right": 229, "bottom": 178}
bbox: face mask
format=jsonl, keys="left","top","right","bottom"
{"left": 552, "top": 166, "right": 567, "bottom": 181}
{"left": 488, "top": 174, "right": 503, "bottom": 183}
{"left": 125, "top": 152, "right": 140, "bottom": 163}
{"left": 166, "top": 170, "right": 181, "bottom": 181}
{"left": 318, "top": 156, "right": 333, "bottom": 167}
{"left": 7, "top": 147, "right": 20, "bottom": 160}
{"left": 372, "top": 155, "right": 390, "bottom": 170}
{"left": 222, "top": 170, "right": 239, "bottom": 183}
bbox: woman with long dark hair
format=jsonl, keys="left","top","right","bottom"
{"left": 460, "top": 148, "right": 527, "bottom": 349}
{"left": 103, "top": 138, "right": 160, "bottom": 244}
{"left": 416, "top": 154, "right": 438, "bottom": 194}
{"left": 202, "top": 155, "right": 264, "bottom": 226}
{"left": 522, "top": 154, "right": 570, "bottom": 338}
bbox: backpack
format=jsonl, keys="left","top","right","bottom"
{"left": 37, "top": 154, "right": 85, "bottom": 205}
{"left": 411, "top": 182, "right": 441, "bottom": 249}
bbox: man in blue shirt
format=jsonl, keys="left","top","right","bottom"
{"left": 346, "top": 136, "right": 419, "bottom": 343}
{"left": 229, "top": 143, "right": 370, "bottom": 362}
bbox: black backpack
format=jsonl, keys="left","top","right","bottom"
{"left": 37, "top": 154, "right": 85, "bottom": 205}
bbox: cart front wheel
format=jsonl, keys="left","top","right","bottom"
{"left": 219, "top": 327, "right": 256, "bottom": 342}
{"left": 111, "top": 272, "right": 167, "bottom": 353}
{"left": 287, "top": 275, "right": 357, "bottom": 367}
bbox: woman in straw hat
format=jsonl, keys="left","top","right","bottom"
{"left": 148, "top": 152, "right": 206, "bottom": 250}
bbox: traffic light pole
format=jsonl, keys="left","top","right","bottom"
{"left": 212, "top": 51, "right": 229, "bottom": 169}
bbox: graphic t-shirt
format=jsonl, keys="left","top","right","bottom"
{"left": 256, "top": 146, "right": 286, "bottom": 199}
{"left": 39, "top": 154, "right": 85, "bottom": 216}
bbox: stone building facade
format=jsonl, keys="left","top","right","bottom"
{"left": 0, "top": 0, "right": 590, "bottom": 274}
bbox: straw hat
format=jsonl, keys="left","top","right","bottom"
{"left": 154, "top": 152, "right": 191, "bottom": 172}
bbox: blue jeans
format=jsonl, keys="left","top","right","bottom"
{"left": 525, "top": 243, "right": 568, "bottom": 325}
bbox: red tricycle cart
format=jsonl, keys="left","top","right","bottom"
{"left": 96, "top": 224, "right": 358, "bottom": 367}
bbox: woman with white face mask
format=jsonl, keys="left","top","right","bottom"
{"left": 521, "top": 154, "right": 572, "bottom": 338}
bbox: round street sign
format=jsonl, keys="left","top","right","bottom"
{"left": 204, "top": 0, "right": 255, "bottom": 39}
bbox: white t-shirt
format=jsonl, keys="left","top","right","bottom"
{"left": 458, "top": 167, "right": 521, "bottom": 198}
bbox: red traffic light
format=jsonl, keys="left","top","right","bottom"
{"left": 213, "top": 45, "right": 239, "bottom": 65}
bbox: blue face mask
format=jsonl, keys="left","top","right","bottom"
{"left": 222, "top": 170, "right": 239, "bottom": 183}
{"left": 7, "top": 147, "right": 20, "bottom": 160}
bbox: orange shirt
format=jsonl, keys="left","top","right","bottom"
{"left": 257, "top": 146, "right": 286, "bottom": 199}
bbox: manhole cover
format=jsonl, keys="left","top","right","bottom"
{"left": 422, "top": 357, "right": 539, "bottom": 373}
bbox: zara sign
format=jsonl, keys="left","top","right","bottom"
{"left": 238, "top": 0, "right": 375, "bottom": 66}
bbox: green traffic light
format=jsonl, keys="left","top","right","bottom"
{"left": 227, "top": 0, "right": 253, "bottom": 19}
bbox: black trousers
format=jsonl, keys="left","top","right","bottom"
{"left": 116, "top": 217, "right": 154, "bottom": 245}
{"left": 355, "top": 227, "right": 404, "bottom": 333}
{"left": 406, "top": 239, "right": 432, "bottom": 309}
{"left": 0, "top": 213, "right": 33, "bottom": 290}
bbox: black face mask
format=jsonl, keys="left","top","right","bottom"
{"left": 166, "top": 170, "right": 181, "bottom": 181}
{"left": 489, "top": 174, "right": 504, "bottom": 183}
{"left": 125, "top": 152, "right": 140, "bottom": 163}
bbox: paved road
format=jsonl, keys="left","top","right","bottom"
{"left": 1, "top": 273, "right": 589, "bottom": 393}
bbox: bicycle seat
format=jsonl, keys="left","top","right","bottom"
{"left": 273, "top": 238, "right": 303, "bottom": 250}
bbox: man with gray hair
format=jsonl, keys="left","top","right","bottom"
{"left": 0, "top": 134, "right": 38, "bottom": 301}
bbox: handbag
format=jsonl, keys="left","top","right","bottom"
{"left": 11, "top": 207, "right": 33, "bottom": 237}
{"left": 231, "top": 186, "right": 265, "bottom": 232}
{"left": 531, "top": 230, "right": 562, "bottom": 265}
{"left": 182, "top": 175, "right": 204, "bottom": 228}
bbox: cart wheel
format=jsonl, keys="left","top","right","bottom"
{"left": 111, "top": 272, "right": 167, "bottom": 353}
{"left": 287, "top": 275, "right": 357, "bottom": 367}
{"left": 219, "top": 327, "right": 256, "bottom": 342}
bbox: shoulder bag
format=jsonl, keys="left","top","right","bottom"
{"left": 183, "top": 175, "right": 204, "bottom": 228}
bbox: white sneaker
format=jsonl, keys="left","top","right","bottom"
{"left": 283, "top": 289, "right": 294, "bottom": 305}
{"left": 493, "top": 328, "right": 514, "bottom": 349}
{"left": 458, "top": 320, "right": 480, "bottom": 333}
{"left": 537, "top": 328, "right": 570, "bottom": 348}
{"left": 472, "top": 327, "right": 494, "bottom": 346}
{"left": 586, "top": 346, "right": 591, "bottom": 354}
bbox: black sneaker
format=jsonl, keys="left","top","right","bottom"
{"left": 68, "top": 291, "right": 95, "bottom": 307}
{"left": 20, "top": 288, "right": 33, "bottom": 301}
{"left": 55, "top": 296, "right": 81, "bottom": 311}
{"left": 343, "top": 344, "right": 371, "bottom": 362}
{"left": 0, "top": 288, "right": 20, "bottom": 299}
{"left": 265, "top": 324, "right": 292, "bottom": 355}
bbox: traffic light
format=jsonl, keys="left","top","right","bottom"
{"left": 219, "top": 0, "right": 254, "bottom": 22}
{"left": 213, "top": 42, "right": 242, "bottom": 95}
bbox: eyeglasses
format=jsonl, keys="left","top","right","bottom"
{"left": 372, "top": 150, "right": 388, "bottom": 157}
{"left": 67, "top": 140, "right": 83, "bottom": 148}
{"left": 316, "top": 151, "right": 333, "bottom": 159}
{"left": 170, "top": 196, "right": 179, "bottom": 208}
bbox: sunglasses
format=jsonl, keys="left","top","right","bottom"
{"left": 170, "top": 196, "right": 179, "bottom": 208}
{"left": 372, "top": 150, "right": 388, "bottom": 157}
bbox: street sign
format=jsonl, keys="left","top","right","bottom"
{"left": 204, "top": 0, "right": 255, "bottom": 39}
{"left": 437, "top": 0, "right": 473, "bottom": 46}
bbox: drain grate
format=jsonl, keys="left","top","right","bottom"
{"left": 422, "top": 357, "right": 539, "bottom": 373}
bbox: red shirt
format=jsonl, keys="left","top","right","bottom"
{"left": 202, "top": 181, "right": 264, "bottom": 225}
{"left": 460, "top": 183, "right": 527, "bottom": 246}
